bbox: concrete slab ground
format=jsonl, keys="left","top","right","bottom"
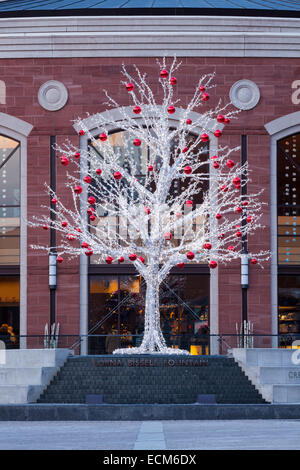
{"left": 0, "top": 420, "right": 299, "bottom": 450}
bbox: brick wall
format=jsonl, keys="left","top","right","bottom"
{"left": 0, "top": 56, "right": 298, "bottom": 338}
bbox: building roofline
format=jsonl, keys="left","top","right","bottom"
{"left": 0, "top": 7, "right": 300, "bottom": 19}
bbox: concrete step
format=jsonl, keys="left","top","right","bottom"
{"left": 259, "top": 367, "right": 300, "bottom": 385}
{"left": 0, "top": 349, "right": 71, "bottom": 369}
{"left": 0, "top": 367, "right": 57, "bottom": 386}
{"left": 0, "top": 385, "right": 44, "bottom": 404}
{"left": 231, "top": 348, "right": 300, "bottom": 367}
{"left": 273, "top": 385, "right": 300, "bottom": 404}
{"left": 230, "top": 348, "right": 300, "bottom": 403}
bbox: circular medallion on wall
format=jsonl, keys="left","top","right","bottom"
{"left": 229, "top": 80, "right": 260, "bottom": 110}
{"left": 38, "top": 80, "right": 68, "bottom": 111}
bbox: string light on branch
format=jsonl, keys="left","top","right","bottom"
{"left": 29, "top": 56, "right": 269, "bottom": 356}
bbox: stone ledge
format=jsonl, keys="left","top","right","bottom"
{"left": 1, "top": 403, "right": 300, "bottom": 421}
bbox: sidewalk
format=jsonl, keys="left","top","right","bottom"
{"left": 0, "top": 420, "right": 299, "bottom": 450}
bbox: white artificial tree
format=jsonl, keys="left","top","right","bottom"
{"left": 30, "top": 57, "right": 269, "bottom": 355}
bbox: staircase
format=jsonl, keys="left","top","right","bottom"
{"left": 0, "top": 349, "right": 70, "bottom": 404}
{"left": 37, "top": 355, "right": 266, "bottom": 404}
{"left": 230, "top": 348, "right": 300, "bottom": 403}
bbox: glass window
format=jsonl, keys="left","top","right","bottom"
{"left": 277, "top": 134, "right": 300, "bottom": 265}
{"left": 0, "top": 276, "right": 19, "bottom": 348}
{"left": 0, "top": 135, "right": 20, "bottom": 265}
{"left": 88, "top": 130, "right": 208, "bottom": 264}
{"left": 278, "top": 275, "right": 300, "bottom": 347}
{"left": 88, "top": 274, "right": 209, "bottom": 355}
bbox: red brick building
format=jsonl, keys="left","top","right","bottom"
{"left": 0, "top": 1, "right": 299, "bottom": 354}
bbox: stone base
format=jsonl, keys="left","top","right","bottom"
{"left": 1, "top": 403, "right": 300, "bottom": 421}
{"left": 38, "top": 354, "right": 265, "bottom": 405}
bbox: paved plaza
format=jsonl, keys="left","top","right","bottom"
{"left": 0, "top": 420, "right": 299, "bottom": 450}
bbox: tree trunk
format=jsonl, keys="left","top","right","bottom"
{"left": 113, "top": 271, "right": 190, "bottom": 355}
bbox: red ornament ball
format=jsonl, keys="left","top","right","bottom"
{"left": 126, "top": 83, "right": 134, "bottom": 92}
{"left": 201, "top": 93, "right": 210, "bottom": 101}
{"left": 74, "top": 186, "right": 83, "bottom": 195}
{"left": 216, "top": 213, "right": 222, "bottom": 220}
{"left": 233, "top": 177, "right": 241, "bottom": 185}
{"left": 186, "top": 251, "right": 195, "bottom": 260}
{"left": 220, "top": 185, "right": 228, "bottom": 192}
{"left": 160, "top": 70, "right": 169, "bottom": 78}
{"left": 90, "top": 215, "right": 96, "bottom": 222}
{"left": 148, "top": 165, "right": 154, "bottom": 172}
{"left": 61, "top": 221, "right": 68, "bottom": 227}
{"left": 138, "top": 256, "right": 145, "bottom": 264}
{"left": 114, "top": 171, "right": 122, "bottom": 180}
{"left": 99, "top": 133, "right": 107, "bottom": 142}
{"left": 81, "top": 242, "right": 89, "bottom": 249}
{"left": 236, "top": 231, "right": 242, "bottom": 237}
{"left": 51, "top": 198, "right": 57, "bottom": 204}
{"left": 186, "top": 118, "right": 192, "bottom": 125}
{"left": 224, "top": 117, "right": 230, "bottom": 124}
{"left": 226, "top": 160, "right": 234, "bottom": 169}
{"left": 214, "top": 130, "right": 222, "bottom": 138}
{"left": 203, "top": 243, "right": 212, "bottom": 250}
{"left": 235, "top": 207, "right": 243, "bottom": 213}
{"left": 211, "top": 155, "right": 218, "bottom": 160}
{"left": 83, "top": 176, "right": 91, "bottom": 184}
{"left": 144, "top": 206, "right": 151, "bottom": 215}
{"left": 118, "top": 256, "right": 125, "bottom": 263}
{"left": 170, "top": 76, "right": 177, "bottom": 85}
{"left": 133, "top": 139, "right": 141, "bottom": 147}
{"left": 96, "top": 168, "right": 102, "bottom": 175}
{"left": 167, "top": 105, "right": 176, "bottom": 114}
{"left": 228, "top": 245, "right": 235, "bottom": 251}
{"left": 182, "top": 147, "right": 188, "bottom": 153}
{"left": 185, "top": 200, "right": 193, "bottom": 207}
{"left": 60, "top": 156, "right": 69, "bottom": 166}
{"left": 201, "top": 133, "right": 209, "bottom": 142}
{"left": 105, "top": 256, "right": 113, "bottom": 264}
{"left": 217, "top": 115, "right": 225, "bottom": 123}
{"left": 85, "top": 249, "right": 93, "bottom": 257}
{"left": 133, "top": 106, "right": 141, "bottom": 114}
{"left": 67, "top": 233, "right": 76, "bottom": 241}
{"left": 74, "top": 152, "right": 80, "bottom": 159}
{"left": 78, "top": 130, "right": 85, "bottom": 136}
{"left": 184, "top": 166, "right": 192, "bottom": 175}
{"left": 76, "top": 228, "right": 82, "bottom": 233}
{"left": 199, "top": 85, "right": 205, "bottom": 92}
{"left": 88, "top": 196, "right": 96, "bottom": 205}
{"left": 251, "top": 258, "right": 257, "bottom": 265}
{"left": 56, "top": 256, "right": 63, "bottom": 264}
{"left": 213, "top": 162, "right": 220, "bottom": 169}
{"left": 42, "top": 224, "right": 49, "bottom": 230}
{"left": 242, "top": 201, "right": 249, "bottom": 206}
{"left": 129, "top": 253, "right": 137, "bottom": 261}
{"left": 177, "top": 262, "right": 185, "bottom": 269}
{"left": 209, "top": 260, "right": 218, "bottom": 269}
{"left": 247, "top": 216, "right": 253, "bottom": 223}
{"left": 87, "top": 208, "right": 94, "bottom": 215}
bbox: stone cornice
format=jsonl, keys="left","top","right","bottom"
{"left": 0, "top": 15, "right": 300, "bottom": 58}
